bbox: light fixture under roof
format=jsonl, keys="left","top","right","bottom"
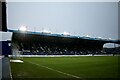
{"left": 98, "top": 37, "right": 102, "bottom": 39}
{"left": 63, "top": 32, "right": 70, "bottom": 36}
{"left": 42, "top": 29, "right": 51, "bottom": 34}
{"left": 86, "top": 35, "right": 90, "bottom": 37}
{"left": 19, "top": 26, "right": 27, "bottom": 31}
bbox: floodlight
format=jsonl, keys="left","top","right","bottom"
{"left": 42, "top": 29, "right": 51, "bottom": 34}
{"left": 63, "top": 32, "right": 70, "bottom": 36}
{"left": 108, "top": 38, "right": 112, "bottom": 40}
{"left": 19, "top": 26, "right": 27, "bottom": 31}
{"left": 86, "top": 35, "right": 90, "bottom": 37}
{"left": 98, "top": 37, "right": 102, "bottom": 39}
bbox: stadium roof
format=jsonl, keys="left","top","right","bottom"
{"left": 8, "top": 29, "right": 120, "bottom": 44}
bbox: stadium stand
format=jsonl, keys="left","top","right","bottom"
{"left": 9, "top": 30, "right": 120, "bottom": 56}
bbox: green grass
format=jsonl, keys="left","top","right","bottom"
{"left": 10, "top": 56, "right": 119, "bottom": 80}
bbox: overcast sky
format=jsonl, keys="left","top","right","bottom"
{"left": 7, "top": 2, "right": 118, "bottom": 40}
{"left": 6, "top": 0, "right": 120, "bottom": 2}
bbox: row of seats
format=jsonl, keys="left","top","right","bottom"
{"left": 18, "top": 43, "right": 120, "bottom": 55}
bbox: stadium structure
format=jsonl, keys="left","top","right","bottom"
{"left": 8, "top": 29, "right": 120, "bottom": 56}
{"left": 1, "top": 1, "right": 120, "bottom": 80}
{"left": 1, "top": 1, "right": 120, "bottom": 56}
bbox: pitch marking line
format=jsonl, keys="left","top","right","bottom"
{"left": 26, "top": 61, "right": 81, "bottom": 79}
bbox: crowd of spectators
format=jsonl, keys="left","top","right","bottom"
{"left": 17, "top": 42, "right": 120, "bottom": 55}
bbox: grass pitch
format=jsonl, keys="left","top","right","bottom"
{"left": 10, "top": 56, "right": 119, "bottom": 80}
